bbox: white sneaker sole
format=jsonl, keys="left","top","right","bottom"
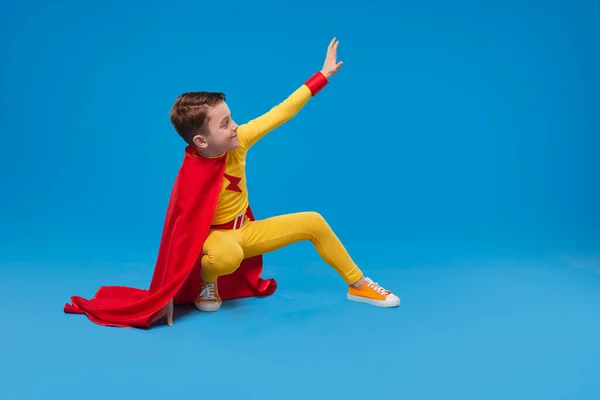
{"left": 347, "top": 293, "right": 400, "bottom": 307}
{"left": 195, "top": 301, "right": 222, "bottom": 312}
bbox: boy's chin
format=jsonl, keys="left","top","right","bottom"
{"left": 228, "top": 139, "right": 240, "bottom": 150}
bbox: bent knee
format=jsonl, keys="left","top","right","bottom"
{"left": 303, "top": 211, "right": 325, "bottom": 221}
{"left": 205, "top": 244, "right": 244, "bottom": 275}
{"left": 300, "top": 211, "right": 331, "bottom": 237}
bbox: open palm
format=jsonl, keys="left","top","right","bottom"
{"left": 321, "top": 38, "right": 344, "bottom": 79}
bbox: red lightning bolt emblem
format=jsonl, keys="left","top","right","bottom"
{"left": 223, "top": 173, "right": 242, "bottom": 192}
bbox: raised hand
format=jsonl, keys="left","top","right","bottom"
{"left": 320, "top": 38, "right": 344, "bottom": 79}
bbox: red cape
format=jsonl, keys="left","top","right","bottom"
{"left": 64, "top": 146, "right": 277, "bottom": 328}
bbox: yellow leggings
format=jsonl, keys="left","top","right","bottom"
{"left": 200, "top": 211, "right": 364, "bottom": 285}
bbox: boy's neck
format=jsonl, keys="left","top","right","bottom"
{"left": 196, "top": 147, "right": 225, "bottom": 159}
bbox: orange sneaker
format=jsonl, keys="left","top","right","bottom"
{"left": 347, "top": 277, "right": 400, "bottom": 307}
{"left": 195, "top": 280, "right": 222, "bottom": 312}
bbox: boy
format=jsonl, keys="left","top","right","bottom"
{"left": 64, "top": 38, "right": 399, "bottom": 329}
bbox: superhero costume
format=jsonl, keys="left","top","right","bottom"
{"left": 63, "top": 72, "right": 332, "bottom": 328}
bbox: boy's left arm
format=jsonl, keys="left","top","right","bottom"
{"left": 238, "top": 38, "right": 343, "bottom": 149}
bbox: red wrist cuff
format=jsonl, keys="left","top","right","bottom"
{"left": 304, "top": 72, "right": 328, "bottom": 96}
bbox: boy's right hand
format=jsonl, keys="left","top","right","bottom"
{"left": 320, "top": 38, "right": 344, "bottom": 79}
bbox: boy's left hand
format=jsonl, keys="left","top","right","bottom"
{"left": 320, "top": 38, "right": 343, "bottom": 79}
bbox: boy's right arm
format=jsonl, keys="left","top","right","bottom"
{"left": 237, "top": 38, "right": 343, "bottom": 150}
{"left": 237, "top": 72, "right": 328, "bottom": 149}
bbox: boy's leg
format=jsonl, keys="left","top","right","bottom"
{"left": 241, "top": 211, "right": 362, "bottom": 284}
{"left": 196, "top": 229, "right": 244, "bottom": 311}
{"left": 241, "top": 211, "right": 400, "bottom": 307}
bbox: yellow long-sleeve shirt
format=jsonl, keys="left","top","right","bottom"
{"left": 209, "top": 84, "right": 313, "bottom": 225}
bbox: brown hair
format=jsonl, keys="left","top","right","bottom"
{"left": 169, "top": 91, "right": 226, "bottom": 145}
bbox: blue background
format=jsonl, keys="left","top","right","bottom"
{"left": 1, "top": 0, "right": 599, "bottom": 399}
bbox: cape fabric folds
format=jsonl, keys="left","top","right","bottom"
{"left": 64, "top": 146, "right": 277, "bottom": 328}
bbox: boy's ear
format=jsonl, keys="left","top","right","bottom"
{"left": 193, "top": 134, "right": 207, "bottom": 148}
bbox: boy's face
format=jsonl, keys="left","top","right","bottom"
{"left": 193, "top": 101, "right": 240, "bottom": 154}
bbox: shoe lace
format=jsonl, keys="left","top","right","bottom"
{"left": 367, "top": 280, "right": 389, "bottom": 296}
{"left": 200, "top": 282, "right": 216, "bottom": 300}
